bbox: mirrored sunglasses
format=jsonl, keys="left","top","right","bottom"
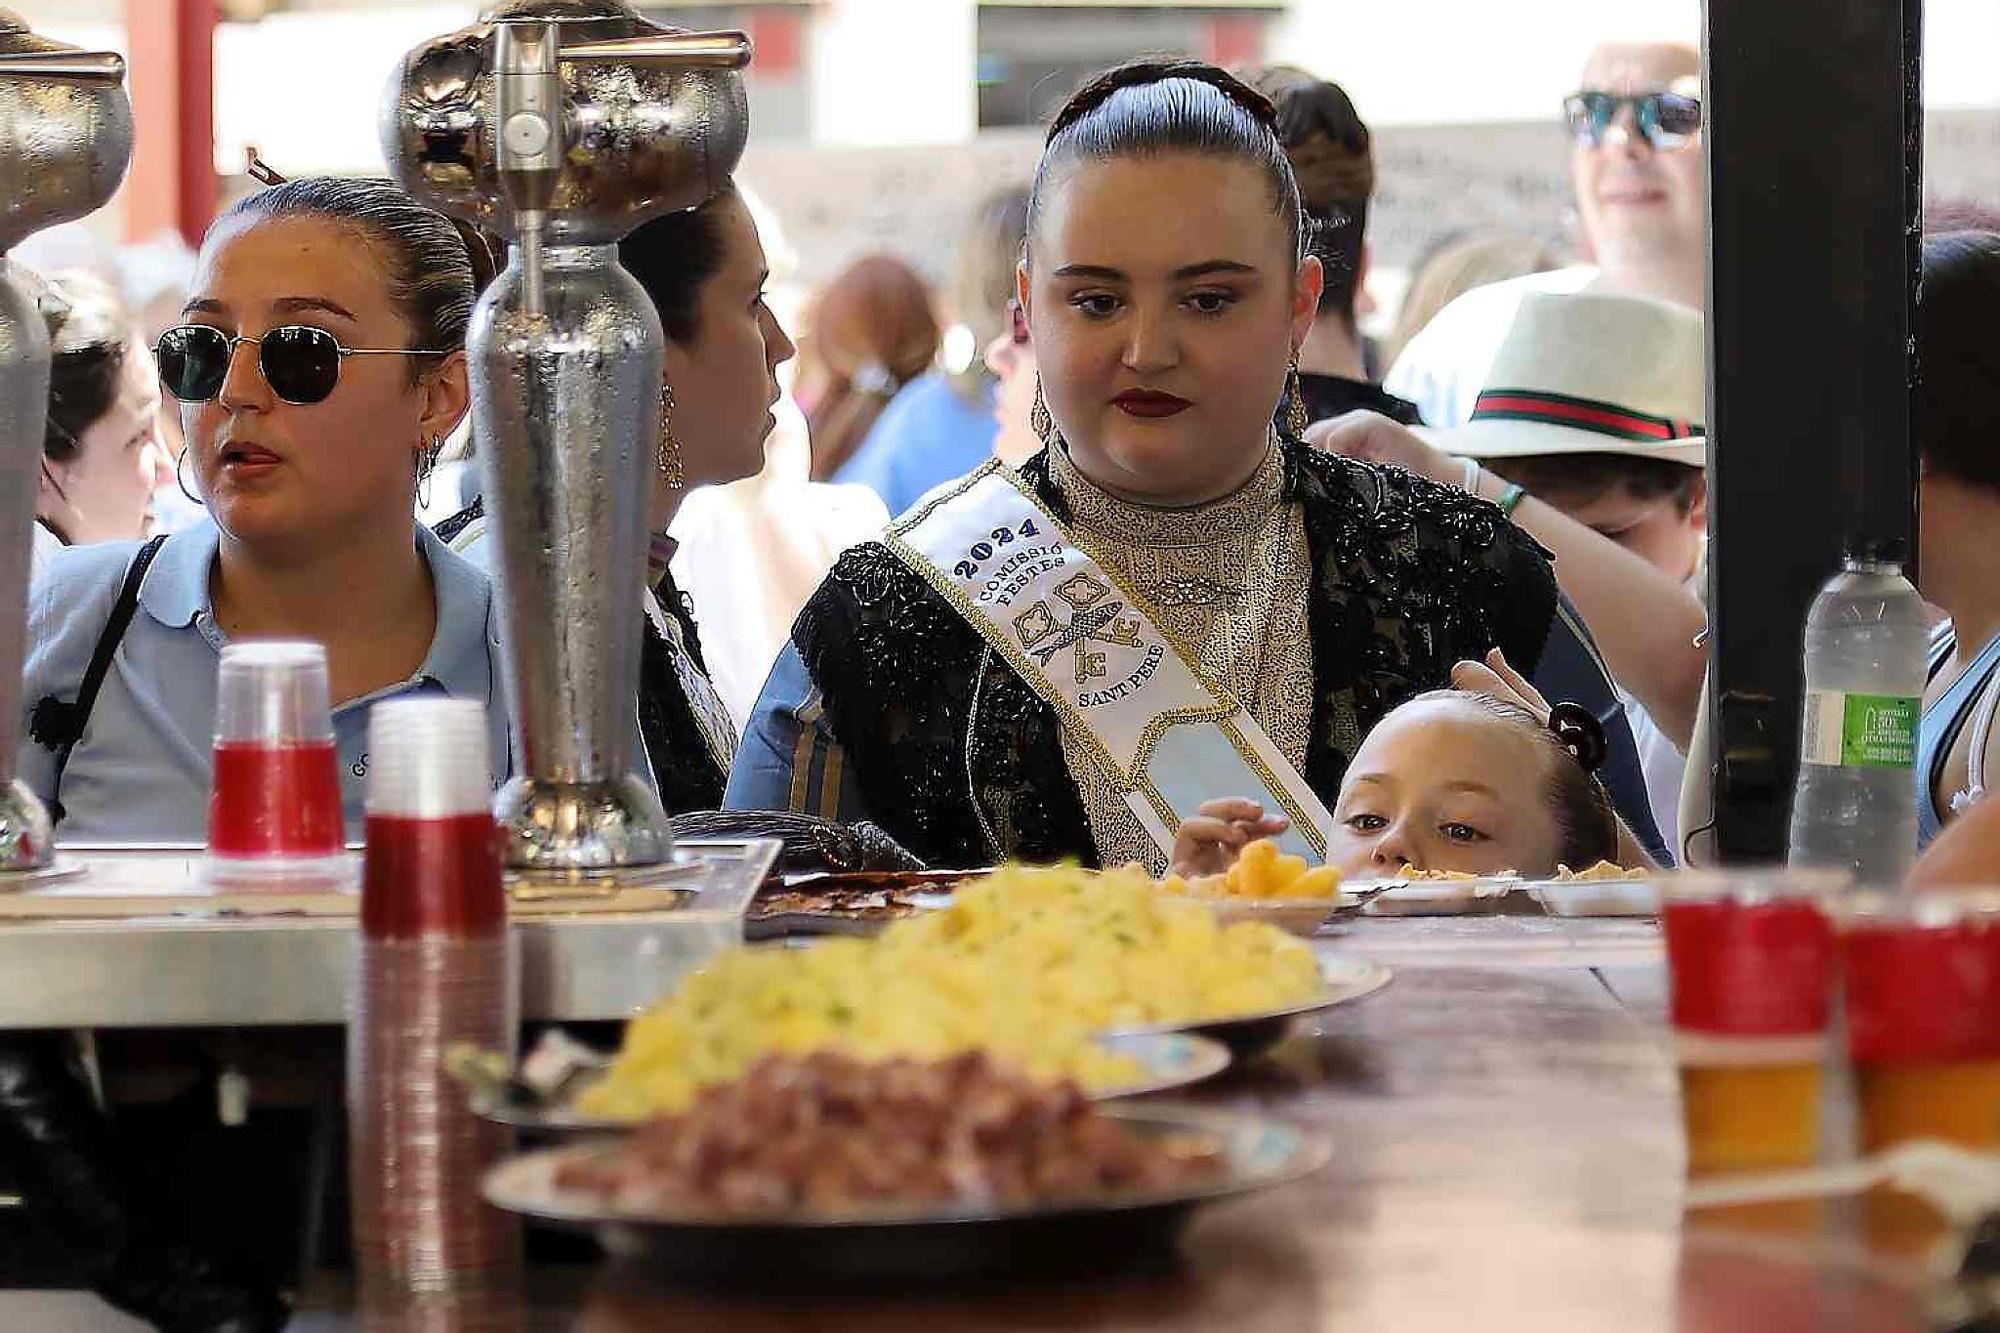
{"left": 1563, "top": 90, "right": 1702, "bottom": 152}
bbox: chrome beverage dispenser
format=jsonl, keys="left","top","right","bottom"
{"left": 383, "top": 2, "right": 749, "bottom": 879}
{"left": 0, "top": 14, "right": 131, "bottom": 873}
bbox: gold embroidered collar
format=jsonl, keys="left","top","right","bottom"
{"left": 1046, "top": 436, "right": 1286, "bottom": 550}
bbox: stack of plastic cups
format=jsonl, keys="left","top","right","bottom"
{"left": 207, "top": 641, "right": 346, "bottom": 888}
{"left": 348, "top": 698, "right": 521, "bottom": 1324}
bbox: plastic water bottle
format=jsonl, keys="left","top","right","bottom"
{"left": 1786, "top": 548, "right": 1928, "bottom": 885}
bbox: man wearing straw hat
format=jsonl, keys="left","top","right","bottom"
{"left": 1386, "top": 36, "right": 1706, "bottom": 428}
{"left": 1314, "top": 290, "right": 1709, "bottom": 852}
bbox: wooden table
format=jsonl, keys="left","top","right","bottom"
{"left": 3, "top": 917, "right": 1937, "bottom": 1331}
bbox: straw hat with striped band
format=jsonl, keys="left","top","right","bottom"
{"left": 1440, "top": 290, "right": 1706, "bottom": 468}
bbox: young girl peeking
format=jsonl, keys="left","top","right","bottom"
{"left": 1174, "top": 652, "right": 1646, "bottom": 880}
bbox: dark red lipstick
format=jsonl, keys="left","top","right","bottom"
{"left": 1112, "top": 389, "right": 1192, "bottom": 419}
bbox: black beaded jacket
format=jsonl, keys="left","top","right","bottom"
{"left": 788, "top": 439, "right": 1563, "bottom": 868}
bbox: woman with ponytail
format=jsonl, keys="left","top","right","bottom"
{"left": 20, "top": 176, "right": 505, "bottom": 842}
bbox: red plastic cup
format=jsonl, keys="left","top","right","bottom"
{"left": 206, "top": 641, "right": 346, "bottom": 887}
{"left": 1838, "top": 890, "right": 2000, "bottom": 1153}
{"left": 361, "top": 698, "right": 503, "bottom": 940}
{"left": 1662, "top": 872, "right": 1842, "bottom": 1174}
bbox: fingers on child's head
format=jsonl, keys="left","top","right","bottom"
{"left": 1450, "top": 660, "right": 1506, "bottom": 696}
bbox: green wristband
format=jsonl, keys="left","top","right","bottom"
{"left": 1496, "top": 482, "right": 1528, "bottom": 516}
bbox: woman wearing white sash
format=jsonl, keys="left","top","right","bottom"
{"left": 727, "top": 60, "right": 1655, "bottom": 873}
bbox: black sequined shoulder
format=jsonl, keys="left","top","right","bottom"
{"left": 794, "top": 541, "right": 1093, "bottom": 868}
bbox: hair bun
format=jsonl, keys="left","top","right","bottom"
{"left": 1546, "top": 701, "right": 1609, "bottom": 773}
{"left": 1048, "top": 58, "right": 1278, "bottom": 143}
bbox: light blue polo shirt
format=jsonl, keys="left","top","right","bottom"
{"left": 18, "top": 519, "right": 511, "bottom": 844}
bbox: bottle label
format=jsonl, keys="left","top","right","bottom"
{"left": 1800, "top": 690, "right": 1918, "bottom": 769}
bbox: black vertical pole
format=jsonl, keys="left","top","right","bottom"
{"left": 1703, "top": 0, "right": 1922, "bottom": 861}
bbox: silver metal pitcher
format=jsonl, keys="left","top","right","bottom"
{"left": 0, "top": 12, "right": 131, "bottom": 873}
{"left": 383, "top": 2, "right": 749, "bottom": 877}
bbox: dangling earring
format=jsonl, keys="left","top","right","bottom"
{"left": 1029, "top": 377, "right": 1053, "bottom": 444}
{"left": 414, "top": 435, "right": 441, "bottom": 510}
{"left": 175, "top": 446, "right": 202, "bottom": 505}
{"left": 1282, "top": 352, "right": 1310, "bottom": 439}
{"left": 657, "top": 384, "right": 685, "bottom": 490}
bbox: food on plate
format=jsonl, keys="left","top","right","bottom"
{"left": 580, "top": 864, "right": 1320, "bottom": 1120}
{"left": 1553, "top": 861, "right": 1651, "bottom": 882}
{"left": 555, "top": 1051, "right": 1223, "bottom": 1216}
{"left": 1390, "top": 866, "right": 1487, "bottom": 882}
{"left": 1157, "top": 838, "right": 1341, "bottom": 900}
{"left": 749, "top": 883, "right": 939, "bottom": 924}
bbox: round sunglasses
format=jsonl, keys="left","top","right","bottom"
{"left": 1563, "top": 90, "right": 1701, "bottom": 152}
{"left": 155, "top": 324, "right": 448, "bottom": 406}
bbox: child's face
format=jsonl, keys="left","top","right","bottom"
{"left": 1329, "top": 697, "right": 1565, "bottom": 878}
{"left": 1558, "top": 476, "right": 1707, "bottom": 583}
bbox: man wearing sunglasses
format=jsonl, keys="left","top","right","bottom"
{"left": 1386, "top": 40, "right": 1705, "bottom": 429}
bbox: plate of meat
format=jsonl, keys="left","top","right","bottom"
{"left": 482, "top": 1050, "right": 1327, "bottom": 1289}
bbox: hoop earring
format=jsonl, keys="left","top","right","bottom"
{"left": 1282, "top": 352, "right": 1309, "bottom": 439}
{"left": 657, "top": 384, "right": 685, "bottom": 490}
{"left": 1029, "top": 377, "right": 1053, "bottom": 444}
{"left": 175, "top": 446, "right": 202, "bottom": 505}
{"left": 415, "top": 435, "right": 441, "bottom": 510}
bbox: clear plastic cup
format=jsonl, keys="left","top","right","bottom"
{"left": 1836, "top": 889, "right": 2000, "bottom": 1258}
{"left": 1838, "top": 889, "right": 2000, "bottom": 1152}
{"left": 206, "top": 640, "right": 346, "bottom": 886}
{"left": 1662, "top": 871, "right": 1843, "bottom": 1175}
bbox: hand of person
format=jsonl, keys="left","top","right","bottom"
{"left": 1304, "top": 409, "right": 1462, "bottom": 488}
{"left": 1170, "top": 798, "right": 1290, "bottom": 878}
{"left": 1456, "top": 648, "right": 1658, "bottom": 872}
{"left": 1451, "top": 648, "right": 1551, "bottom": 723}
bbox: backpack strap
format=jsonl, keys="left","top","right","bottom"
{"left": 24, "top": 535, "right": 168, "bottom": 825}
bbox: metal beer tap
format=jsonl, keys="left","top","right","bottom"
{"left": 0, "top": 14, "right": 131, "bottom": 874}
{"left": 383, "top": 3, "right": 750, "bottom": 880}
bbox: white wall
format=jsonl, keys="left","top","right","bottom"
{"left": 1271, "top": 0, "right": 1998, "bottom": 127}
{"left": 210, "top": 5, "right": 478, "bottom": 175}
{"left": 807, "top": 0, "right": 977, "bottom": 146}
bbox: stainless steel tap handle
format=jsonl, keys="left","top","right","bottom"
{"left": 559, "top": 31, "right": 751, "bottom": 69}
{"left": 0, "top": 50, "right": 125, "bottom": 82}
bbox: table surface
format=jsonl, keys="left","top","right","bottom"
{"left": 2, "top": 917, "right": 1939, "bottom": 1332}
{"left": 0, "top": 841, "right": 778, "bottom": 1028}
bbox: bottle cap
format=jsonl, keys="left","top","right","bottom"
{"left": 1845, "top": 535, "right": 1909, "bottom": 568}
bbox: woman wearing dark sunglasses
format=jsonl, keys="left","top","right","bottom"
{"left": 8, "top": 177, "right": 506, "bottom": 1331}
{"left": 20, "top": 176, "right": 505, "bottom": 844}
